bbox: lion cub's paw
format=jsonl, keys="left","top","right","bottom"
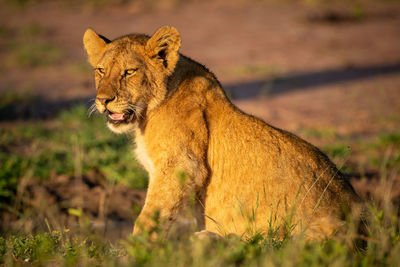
{"left": 192, "top": 230, "right": 224, "bottom": 242}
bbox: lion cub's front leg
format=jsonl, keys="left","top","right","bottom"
{"left": 132, "top": 108, "right": 209, "bottom": 238}
{"left": 133, "top": 169, "right": 185, "bottom": 235}
{"left": 133, "top": 165, "right": 206, "bottom": 238}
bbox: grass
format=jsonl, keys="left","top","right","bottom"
{"left": 0, "top": 104, "right": 147, "bottom": 209}
{"left": 0, "top": 230, "right": 124, "bottom": 265}
{"left": 1, "top": 101, "right": 399, "bottom": 265}
{"left": 68, "top": 62, "right": 93, "bottom": 74}
{"left": 300, "top": 127, "right": 338, "bottom": 140}
{"left": 322, "top": 143, "right": 352, "bottom": 159}
{"left": 10, "top": 42, "right": 64, "bottom": 67}
{"left": 0, "top": 197, "right": 400, "bottom": 266}
{"left": 2, "top": 23, "right": 65, "bottom": 68}
{"left": 300, "top": 126, "right": 400, "bottom": 176}
{"left": 6, "top": 39, "right": 64, "bottom": 68}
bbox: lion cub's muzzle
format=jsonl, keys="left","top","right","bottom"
{"left": 106, "top": 109, "right": 136, "bottom": 125}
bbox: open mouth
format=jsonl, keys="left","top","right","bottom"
{"left": 106, "top": 110, "right": 135, "bottom": 124}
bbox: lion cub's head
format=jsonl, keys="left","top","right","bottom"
{"left": 83, "top": 26, "right": 181, "bottom": 133}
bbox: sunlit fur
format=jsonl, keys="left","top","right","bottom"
{"left": 84, "top": 28, "right": 179, "bottom": 134}
{"left": 83, "top": 26, "right": 362, "bottom": 240}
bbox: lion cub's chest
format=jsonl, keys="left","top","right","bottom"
{"left": 134, "top": 133, "right": 155, "bottom": 177}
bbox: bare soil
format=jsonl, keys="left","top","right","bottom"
{"left": 1, "top": 171, "right": 145, "bottom": 239}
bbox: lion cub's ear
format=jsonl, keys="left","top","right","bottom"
{"left": 83, "top": 29, "right": 110, "bottom": 67}
{"left": 145, "top": 26, "right": 181, "bottom": 74}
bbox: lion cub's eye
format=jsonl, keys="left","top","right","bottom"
{"left": 124, "top": 69, "right": 137, "bottom": 76}
{"left": 96, "top": 68, "right": 105, "bottom": 75}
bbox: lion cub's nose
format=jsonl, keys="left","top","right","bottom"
{"left": 97, "top": 96, "right": 115, "bottom": 106}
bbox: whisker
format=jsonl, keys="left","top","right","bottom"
{"left": 88, "top": 103, "right": 96, "bottom": 111}
{"left": 128, "top": 104, "right": 144, "bottom": 119}
{"left": 87, "top": 103, "right": 98, "bottom": 118}
{"left": 127, "top": 103, "right": 142, "bottom": 110}
{"left": 88, "top": 109, "right": 99, "bottom": 118}
{"left": 135, "top": 111, "right": 144, "bottom": 120}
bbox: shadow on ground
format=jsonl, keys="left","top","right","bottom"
{"left": 2, "top": 62, "right": 400, "bottom": 121}
{"left": 0, "top": 96, "right": 93, "bottom": 121}
{"left": 225, "top": 62, "right": 400, "bottom": 100}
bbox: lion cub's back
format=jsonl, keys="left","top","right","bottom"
{"left": 204, "top": 100, "right": 358, "bottom": 238}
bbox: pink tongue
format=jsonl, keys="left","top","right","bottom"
{"left": 109, "top": 113, "right": 125, "bottom": 120}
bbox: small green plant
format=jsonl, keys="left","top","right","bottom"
{"left": 4, "top": 0, "right": 31, "bottom": 8}
{"left": 0, "top": 153, "right": 24, "bottom": 206}
{"left": 68, "top": 61, "right": 93, "bottom": 74}
{"left": 323, "top": 144, "right": 352, "bottom": 158}
{"left": 352, "top": 3, "right": 365, "bottom": 20}
{"left": 379, "top": 132, "right": 400, "bottom": 147}
{"left": 19, "top": 23, "right": 44, "bottom": 37}
{"left": 301, "top": 127, "right": 338, "bottom": 139}
{"left": 0, "top": 25, "right": 7, "bottom": 37}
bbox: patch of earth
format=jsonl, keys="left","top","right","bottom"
{"left": 1, "top": 171, "right": 145, "bottom": 240}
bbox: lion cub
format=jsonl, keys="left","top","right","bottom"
{"left": 83, "top": 26, "right": 361, "bottom": 240}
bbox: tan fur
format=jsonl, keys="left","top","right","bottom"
{"left": 83, "top": 26, "right": 361, "bottom": 240}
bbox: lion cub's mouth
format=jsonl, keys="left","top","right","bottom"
{"left": 106, "top": 110, "right": 135, "bottom": 124}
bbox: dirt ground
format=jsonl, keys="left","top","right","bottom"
{"left": 1, "top": 0, "right": 400, "bottom": 237}
{"left": 1, "top": 0, "right": 399, "bottom": 130}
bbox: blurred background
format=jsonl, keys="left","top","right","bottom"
{"left": 1, "top": 0, "right": 399, "bottom": 240}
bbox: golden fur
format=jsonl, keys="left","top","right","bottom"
{"left": 83, "top": 26, "right": 361, "bottom": 240}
